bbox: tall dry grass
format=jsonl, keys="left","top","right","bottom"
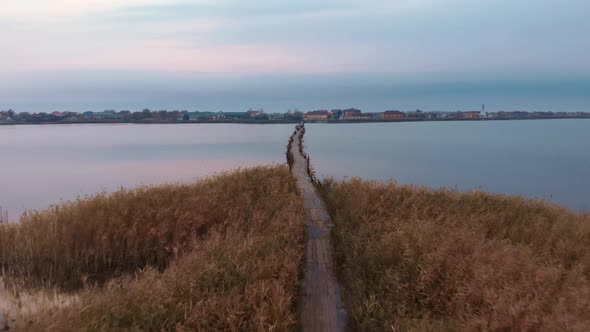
{"left": 319, "top": 178, "right": 590, "bottom": 331}
{"left": 0, "top": 166, "right": 305, "bottom": 331}
{"left": 0, "top": 207, "right": 7, "bottom": 224}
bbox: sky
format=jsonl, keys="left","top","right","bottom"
{"left": 1, "top": 0, "right": 589, "bottom": 112}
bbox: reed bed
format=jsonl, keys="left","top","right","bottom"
{"left": 0, "top": 207, "right": 7, "bottom": 224}
{"left": 319, "top": 178, "right": 590, "bottom": 331}
{"left": 0, "top": 166, "right": 306, "bottom": 331}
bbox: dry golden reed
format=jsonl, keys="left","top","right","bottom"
{"left": 0, "top": 207, "right": 7, "bottom": 224}
{"left": 319, "top": 178, "right": 590, "bottom": 331}
{"left": 1, "top": 166, "right": 305, "bottom": 331}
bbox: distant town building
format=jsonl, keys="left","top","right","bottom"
{"left": 366, "top": 112, "right": 382, "bottom": 120}
{"left": 188, "top": 111, "right": 221, "bottom": 121}
{"left": 221, "top": 112, "right": 248, "bottom": 120}
{"left": 304, "top": 110, "right": 331, "bottom": 121}
{"left": 330, "top": 109, "right": 343, "bottom": 120}
{"left": 461, "top": 111, "right": 481, "bottom": 119}
{"left": 406, "top": 110, "right": 427, "bottom": 119}
{"left": 93, "top": 111, "right": 124, "bottom": 120}
{"left": 358, "top": 114, "right": 375, "bottom": 120}
{"left": 285, "top": 111, "right": 304, "bottom": 121}
{"left": 382, "top": 110, "right": 405, "bottom": 120}
{"left": 246, "top": 109, "right": 264, "bottom": 118}
{"left": 342, "top": 108, "right": 363, "bottom": 119}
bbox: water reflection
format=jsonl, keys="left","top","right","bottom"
{"left": 1, "top": 124, "right": 293, "bottom": 220}
{"left": 305, "top": 120, "right": 590, "bottom": 212}
{"left": 3, "top": 121, "right": 589, "bottom": 219}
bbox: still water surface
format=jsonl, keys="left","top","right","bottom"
{"left": 1, "top": 120, "right": 589, "bottom": 220}
{"left": 306, "top": 120, "right": 590, "bottom": 212}
{"left": 0, "top": 124, "right": 293, "bottom": 220}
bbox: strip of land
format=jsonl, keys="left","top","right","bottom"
{"left": 1, "top": 108, "right": 589, "bottom": 125}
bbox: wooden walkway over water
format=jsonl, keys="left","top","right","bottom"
{"left": 289, "top": 126, "right": 346, "bottom": 332}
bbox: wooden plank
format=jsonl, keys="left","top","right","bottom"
{"left": 290, "top": 128, "right": 346, "bottom": 332}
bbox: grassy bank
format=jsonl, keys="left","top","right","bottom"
{"left": 319, "top": 178, "right": 590, "bottom": 331}
{"left": 0, "top": 166, "right": 305, "bottom": 331}
{"left": 4, "top": 165, "right": 590, "bottom": 331}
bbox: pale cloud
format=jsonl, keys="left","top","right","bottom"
{"left": 0, "top": 0, "right": 219, "bottom": 21}
{"left": 0, "top": 0, "right": 588, "bottom": 75}
{"left": 2, "top": 36, "right": 372, "bottom": 73}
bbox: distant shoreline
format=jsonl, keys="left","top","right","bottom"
{"left": 1, "top": 116, "right": 590, "bottom": 126}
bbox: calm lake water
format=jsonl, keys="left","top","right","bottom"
{"left": 0, "top": 124, "right": 293, "bottom": 220}
{"left": 305, "top": 120, "right": 590, "bottom": 212}
{"left": 1, "top": 120, "right": 589, "bottom": 220}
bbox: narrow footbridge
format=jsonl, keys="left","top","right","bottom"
{"left": 288, "top": 125, "right": 346, "bottom": 332}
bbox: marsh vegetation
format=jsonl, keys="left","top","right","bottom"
{"left": 0, "top": 166, "right": 305, "bottom": 331}
{"left": 320, "top": 178, "right": 590, "bottom": 331}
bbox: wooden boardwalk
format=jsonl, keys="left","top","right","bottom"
{"left": 290, "top": 127, "right": 346, "bottom": 332}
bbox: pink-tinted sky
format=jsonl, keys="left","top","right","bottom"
{"left": 2, "top": 0, "right": 589, "bottom": 74}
